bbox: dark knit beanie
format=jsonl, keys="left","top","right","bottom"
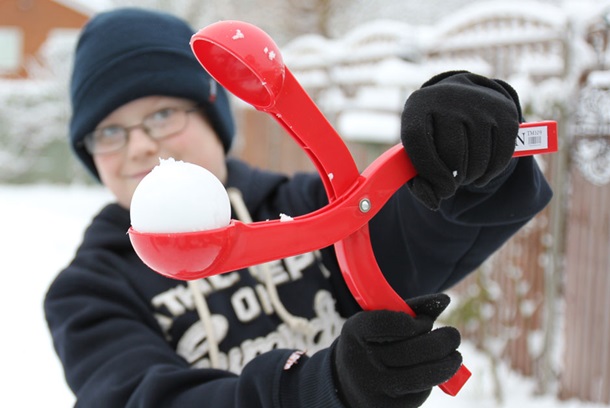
{"left": 69, "top": 8, "right": 235, "bottom": 180}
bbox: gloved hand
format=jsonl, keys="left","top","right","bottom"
{"left": 332, "top": 293, "right": 462, "bottom": 408}
{"left": 401, "top": 71, "right": 523, "bottom": 210}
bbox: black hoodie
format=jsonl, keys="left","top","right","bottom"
{"left": 45, "top": 156, "right": 551, "bottom": 407}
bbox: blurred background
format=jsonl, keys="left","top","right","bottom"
{"left": 2, "top": 0, "right": 610, "bottom": 406}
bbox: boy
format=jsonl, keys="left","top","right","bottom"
{"left": 45, "top": 7, "right": 551, "bottom": 407}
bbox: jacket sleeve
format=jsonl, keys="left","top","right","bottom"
{"left": 44, "top": 254, "right": 344, "bottom": 407}
{"left": 369, "top": 155, "right": 552, "bottom": 298}
{"left": 260, "top": 151, "right": 551, "bottom": 302}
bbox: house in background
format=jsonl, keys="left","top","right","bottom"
{"left": 0, "top": 0, "right": 95, "bottom": 79}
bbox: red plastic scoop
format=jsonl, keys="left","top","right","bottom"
{"left": 189, "top": 20, "right": 358, "bottom": 201}
{"left": 129, "top": 20, "right": 558, "bottom": 396}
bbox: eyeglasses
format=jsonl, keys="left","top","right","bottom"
{"left": 82, "top": 106, "right": 199, "bottom": 155}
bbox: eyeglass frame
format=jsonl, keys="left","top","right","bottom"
{"left": 80, "top": 106, "right": 201, "bottom": 155}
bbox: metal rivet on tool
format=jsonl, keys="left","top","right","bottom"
{"left": 359, "top": 198, "right": 371, "bottom": 213}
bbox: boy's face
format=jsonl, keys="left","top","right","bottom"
{"left": 92, "top": 95, "right": 227, "bottom": 209}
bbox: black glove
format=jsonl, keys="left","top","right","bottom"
{"left": 401, "top": 71, "right": 523, "bottom": 210}
{"left": 332, "top": 293, "right": 462, "bottom": 408}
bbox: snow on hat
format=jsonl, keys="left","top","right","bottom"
{"left": 69, "top": 7, "right": 235, "bottom": 180}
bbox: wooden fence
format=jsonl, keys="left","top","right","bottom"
{"left": 560, "top": 170, "right": 610, "bottom": 403}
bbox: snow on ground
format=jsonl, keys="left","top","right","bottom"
{"left": 1, "top": 184, "right": 607, "bottom": 407}
{"left": 0, "top": 184, "right": 112, "bottom": 407}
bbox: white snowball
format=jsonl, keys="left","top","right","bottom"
{"left": 130, "top": 158, "right": 231, "bottom": 233}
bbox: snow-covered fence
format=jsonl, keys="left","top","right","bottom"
{"left": 231, "top": 19, "right": 427, "bottom": 173}
{"left": 424, "top": 3, "right": 610, "bottom": 405}
{"left": 424, "top": 1, "right": 567, "bottom": 79}
{"left": 426, "top": 3, "right": 610, "bottom": 405}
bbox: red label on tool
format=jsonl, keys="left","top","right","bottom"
{"left": 514, "top": 121, "right": 558, "bottom": 157}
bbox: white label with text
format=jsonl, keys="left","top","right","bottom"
{"left": 515, "top": 125, "right": 548, "bottom": 152}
